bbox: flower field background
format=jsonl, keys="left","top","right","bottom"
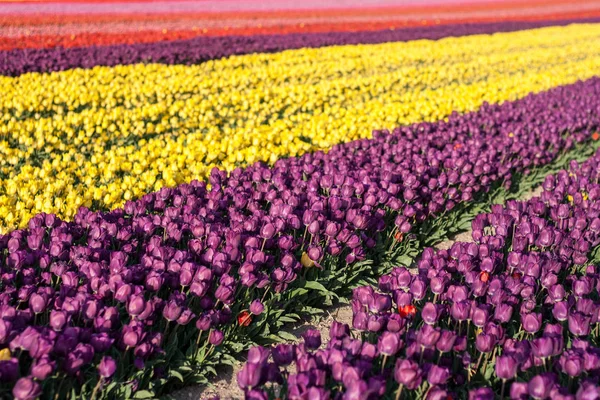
{"left": 4, "top": 0, "right": 600, "bottom": 399}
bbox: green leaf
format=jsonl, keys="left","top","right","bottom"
{"left": 288, "top": 288, "right": 309, "bottom": 297}
{"left": 279, "top": 316, "right": 300, "bottom": 323}
{"left": 169, "top": 370, "right": 184, "bottom": 382}
{"left": 277, "top": 331, "right": 300, "bottom": 342}
{"left": 300, "top": 306, "right": 324, "bottom": 315}
{"left": 133, "top": 390, "right": 156, "bottom": 399}
{"left": 303, "top": 280, "right": 338, "bottom": 298}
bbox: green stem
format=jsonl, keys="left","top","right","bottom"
{"left": 395, "top": 384, "right": 404, "bottom": 400}
{"left": 90, "top": 378, "right": 103, "bottom": 400}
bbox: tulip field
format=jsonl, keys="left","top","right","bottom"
{"left": 6, "top": 1, "right": 600, "bottom": 400}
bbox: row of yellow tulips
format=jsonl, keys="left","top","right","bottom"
{"left": 1, "top": 23, "right": 600, "bottom": 231}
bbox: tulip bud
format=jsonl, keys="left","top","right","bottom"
{"left": 12, "top": 377, "right": 42, "bottom": 400}
{"left": 209, "top": 330, "right": 224, "bottom": 346}
{"left": 303, "top": 330, "right": 321, "bottom": 350}
{"left": 521, "top": 312, "right": 542, "bottom": 333}
{"left": 98, "top": 356, "right": 117, "bottom": 378}
{"left": 495, "top": 355, "right": 518, "bottom": 380}
{"left": 249, "top": 300, "right": 264, "bottom": 316}
{"left": 378, "top": 332, "right": 400, "bottom": 356}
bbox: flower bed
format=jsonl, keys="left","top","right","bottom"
{"left": 3, "top": 23, "right": 600, "bottom": 232}
{"left": 1, "top": 75, "right": 600, "bottom": 398}
{"left": 2, "top": 18, "right": 600, "bottom": 76}
{"left": 239, "top": 149, "right": 600, "bottom": 399}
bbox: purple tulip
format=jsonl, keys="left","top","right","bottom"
{"left": 530, "top": 338, "right": 554, "bottom": 360}
{"left": 553, "top": 302, "right": 570, "bottom": 322}
{"left": 303, "top": 330, "right": 321, "bottom": 350}
{"left": 496, "top": 355, "right": 518, "bottom": 380}
{"left": 209, "top": 330, "right": 224, "bottom": 346}
{"left": 98, "top": 356, "right": 117, "bottom": 378}
{"left": 421, "top": 302, "right": 441, "bottom": 325}
{"left": 475, "top": 333, "right": 495, "bottom": 353}
{"left": 12, "top": 377, "right": 42, "bottom": 400}
{"left": 29, "top": 294, "right": 46, "bottom": 314}
{"left": 527, "top": 373, "right": 556, "bottom": 399}
{"left": 559, "top": 351, "right": 584, "bottom": 377}
{"left": 469, "top": 387, "right": 495, "bottom": 400}
{"left": 272, "top": 344, "right": 294, "bottom": 366}
{"left": 378, "top": 332, "right": 401, "bottom": 356}
{"left": 521, "top": 313, "right": 542, "bottom": 334}
{"left": 49, "top": 310, "right": 67, "bottom": 331}
{"left": 427, "top": 365, "right": 450, "bottom": 385}
{"left": 510, "top": 382, "right": 529, "bottom": 400}
{"left": 127, "top": 295, "right": 146, "bottom": 317}
{"left": 249, "top": 300, "right": 264, "bottom": 316}
{"left": 0, "top": 358, "right": 19, "bottom": 382}
{"left": 568, "top": 312, "right": 591, "bottom": 336}
{"left": 436, "top": 330, "right": 457, "bottom": 353}
{"left": 162, "top": 301, "right": 183, "bottom": 322}
{"left": 29, "top": 355, "right": 54, "bottom": 381}
{"left": 237, "top": 363, "right": 263, "bottom": 390}
{"left": 394, "top": 359, "right": 422, "bottom": 390}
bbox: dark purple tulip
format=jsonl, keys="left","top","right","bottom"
{"left": 0, "top": 358, "right": 19, "bottom": 382}
{"left": 510, "top": 382, "right": 529, "bottom": 400}
{"left": 496, "top": 355, "right": 518, "bottom": 380}
{"left": 30, "top": 355, "right": 54, "bottom": 380}
{"left": 378, "top": 332, "right": 400, "bottom": 356}
{"left": 29, "top": 294, "right": 46, "bottom": 314}
{"left": 12, "top": 377, "right": 42, "bottom": 400}
{"left": 475, "top": 333, "right": 495, "bottom": 353}
{"left": 371, "top": 294, "right": 392, "bottom": 313}
{"left": 394, "top": 359, "right": 422, "bottom": 390}
{"left": 421, "top": 302, "right": 441, "bottom": 325}
{"left": 49, "top": 310, "right": 67, "bottom": 331}
{"left": 451, "top": 301, "right": 471, "bottom": 321}
{"left": 436, "top": 330, "right": 457, "bottom": 353}
{"left": 237, "top": 363, "right": 263, "bottom": 390}
{"left": 162, "top": 301, "right": 183, "bottom": 322}
{"left": 528, "top": 373, "right": 556, "bottom": 399}
{"left": 196, "top": 315, "right": 212, "bottom": 331}
{"left": 427, "top": 365, "right": 450, "bottom": 385}
{"left": 209, "top": 330, "right": 224, "bottom": 346}
{"left": 352, "top": 311, "right": 368, "bottom": 331}
{"left": 553, "top": 302, "right": 570, "bottom": 322}
{"left": 303, "top": 330, "right": 321, "bottom": 350}
{"left": 91, "top": 333, "right": 114, "bottom": 353}
{"left": 569, "top": 312, "right": 591, "bottom": 336}
{"left": 249, "top": 300, "right": 264, "bottom": 316}
{"left": 559, "top": 351, "right": 584, "bottom": 377}
{"left": 272, "top": 344, "right": 294, "bottom": 366}
{"left": 98, "top": 356, "right": 117, "bottom": 378}
{"left": 469, "top": 387, "right": 495, "bottom": 400}
{"left": 127, "top": 295, "right": 146, "bottom": 317}
{"left": 521, "top": 313, "right": 542, "bottom": 334}
{"left": 330, "top": 322, "right": 349, "bottom": 339}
